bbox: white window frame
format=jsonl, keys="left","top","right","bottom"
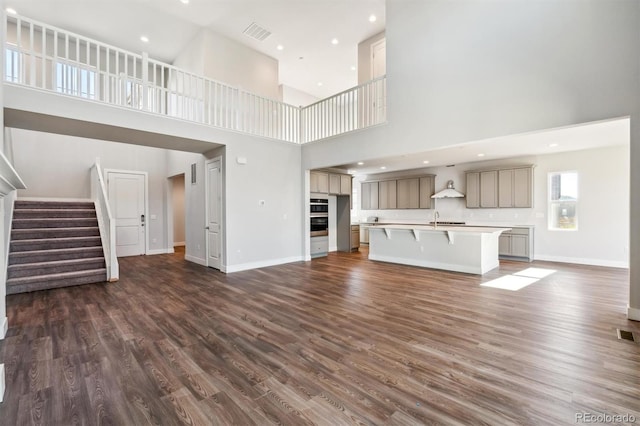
{"left": 548, "top": 171, "right": 578, "bottom": 231}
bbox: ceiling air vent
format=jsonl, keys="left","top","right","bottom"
{"left": 243, "top": 22, "right": 272, "bottom": 41}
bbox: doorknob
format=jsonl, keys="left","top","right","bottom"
{"left": 205, "top": 226, "right": 210, "bottom": 230}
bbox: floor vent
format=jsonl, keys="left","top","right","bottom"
{"left": 243, "top": 22, "right": 271, "bottom": 41}
{"left": 616, "top": 329, "right": 636, "bottom": 342}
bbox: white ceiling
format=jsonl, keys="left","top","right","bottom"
{"left": 8, "top": 0, "right": 385, "bottom": 98}
{"left": 336, "top": 118, "right": 630, "bottom": 176}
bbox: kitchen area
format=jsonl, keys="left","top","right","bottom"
{"left": 309, "top": 162, "right": 537, "bottom": 274}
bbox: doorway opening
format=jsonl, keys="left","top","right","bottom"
{"left": 169, "top": 173, "right": 186, "bottom": 256}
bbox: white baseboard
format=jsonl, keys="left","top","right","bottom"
{"left": 329, "top": 245, "right": 337, "bottom": 252}
{"left": 185, "top": 254, "right": 207, "bottom": 266}
{"left": 534, "top": 254, "right": 628, "bottom": 269}
{"left": 173, "top": 242, "right": 185, "bottom": 247}
{"left": 628, "top": 306, "right": 640, "bottom": 321}
{"left": 0, "top": 364, "right": 4, "bottom": 403}
{"left": 0, "top": 317, "right": 7, "bottom": 340}
{"left": 146, "top": 248, "right": 174, "bottom": 255}
{"left": 226, "top": 256, "right": 305, "bottom": 273}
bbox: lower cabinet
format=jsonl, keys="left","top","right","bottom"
{"left": 351, "top": 225, "right": 360, "bottom": 251}
{"left": 310, "top": 236, "right": 328, "bottom": 258}
{"left": 499, "top": 227, "right": 534, "bottom": 261}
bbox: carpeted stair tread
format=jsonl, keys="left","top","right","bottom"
{"left": 8, "top": 257, "right": 106, "bottom": 279}
{"left": 14, "top": 201, "right": 95, "bottom": 209}
{"left": 10, "top": 236, "right": 102, "bottom": 252}
{"left": 11, "top": 226, "right": 100, "bottom": 240}
{"left": 13, "top": 209, "right": 97, "bottom": 219}
{"left": 9, "top": 246, "right": 104, "bottom": 265}
{"left": 12, "top": 218, "right": 99, "bottom": 229}
{"left": 6, "top": 269, "right": 107, "bottom": 295}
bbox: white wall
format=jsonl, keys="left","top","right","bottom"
{"left": 302, "top": 0, "right": 639, "bottom": 170}
{"left": 12, "top": 129, "right": 171, "bottom": 253}
{"left": 173, "top": 28, "right": 280, "bottom": 100}
{"left": 171, "top": 174, "right": 185, "bottom": 245}
{"left": 222, "top": 138, "right": 304, "bottom": 271}
{"left": 279, "top": 84, "right": 319, "bottom": 107}
{"left": 356, "top": 145, "right": 629, "bottom": 267}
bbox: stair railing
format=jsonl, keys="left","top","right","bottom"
{"left": 90, "top": 159, "right": 118, "bottom": 281}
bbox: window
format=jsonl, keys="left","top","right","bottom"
{"left": 5, "top": 48, "right": 22, "bottom": 83}
{"left": 56, "top": 62, "right": 96, "bottom": 99}
{"left": 548, "top": 171, "right": 578, "bottom": 231}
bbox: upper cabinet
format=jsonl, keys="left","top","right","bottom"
{"left": 361, "top": 173, "right": 435, "bottom": 210}
{"left": 310, "top": 171, "right": 329, "bottom": 194}
{"left": 466, "top": 165, "right": 534, "bottom": 209}
{"left": 311, "top": 171, "right": 351, "bottom": 195}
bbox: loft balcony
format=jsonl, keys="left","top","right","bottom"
{"left": 4, "top": 14, "right": 386, "bottom": 144}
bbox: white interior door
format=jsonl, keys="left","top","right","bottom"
{"left": 107, "top": 171, "right": 146, "bottom": 257}
{"left": 206, "top": 158, "right": 222, "bottom": 270}
{"left": 371, "top": 38, "right": 386, "bottom": 78}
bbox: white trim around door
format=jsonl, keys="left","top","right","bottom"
{"left": 205, "top": 157, "right": 224, "bottom": 271}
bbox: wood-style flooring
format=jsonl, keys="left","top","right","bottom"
{"left": 1, "top": 247, "right": 639, "bottom": 425}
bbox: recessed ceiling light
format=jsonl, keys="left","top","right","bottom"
{"left": 380, "top": 166, "right": 387, "bottom": 170}
{"left": 317, "top": 82, "right": 323, "bottom": 86}
{"left": 350, "top": 65, "right": 356, "bottom": 71}
{"left": 331, "top": 38, "right": 339, "bottom": 45}
{"left": 369, "top": 14, "right": 377, "bottom": 23}
{"left": 179, "top": 0, "right": 189, "bottom": 4}
{"left": 549, "top": 143, "right": 559, "bottom": 147}
{"left": 276, "top": 44, "right": 284, "bottom": 51}
{"left": 477, "top": 153, "right": 485, "bottom": 157}
{"left": 6, "top": 7, "right": 17, "bottom": 14}
{"left": 140, "top": 35, "right": 149, "bottom": 43}
{"left": 357, "top": 161, "right": 364, "bottom": 165}
{"left": 423, "top": 160, "right": 430, "bottom": 164}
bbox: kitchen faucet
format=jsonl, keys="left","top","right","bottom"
{"left": 433, "top": 210, "right": 440, "bottom": 228}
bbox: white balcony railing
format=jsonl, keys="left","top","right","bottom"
{"left": 4, "top": 14, "right": 385, "bottom": 144}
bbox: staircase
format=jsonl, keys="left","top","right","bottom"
{"left": 7, "top": 200, "right": 107, "bottom": 294}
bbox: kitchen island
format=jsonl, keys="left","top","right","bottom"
{"left": 368, "top": 224, "right": 510, "bottom": 274}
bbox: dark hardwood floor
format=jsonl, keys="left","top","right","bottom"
{"left": 1, "top": 247, "right": 639, "bottom": 425}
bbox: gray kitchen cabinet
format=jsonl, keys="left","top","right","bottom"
{"left": 378, "top": 180, "right": 397, "bottom": 209}
{"left": 499, "top": 227, "right": 534, "bottom": 261}
{"left": 329, "top": 174, "right": 341, "bottom": 194}
{"left": 498, "top": 169, "right": 514, "bottom": 207}
{"left": 499, "top": 167, "right": 533, "bottom": 208}
{"left": 361, "top": 182, "right": 379, "bottom": 210}
{"left": 360, "top": 225, "right": 370, "bottom": 244}
{"left": 419, "top": 176, "right": 435, "bottom": 209}
{"left": 351, "top": 225, "right": 360, "bottom": 250}
{"left": 397, "top": 178, "right": 420, "bottom": 209}
{"left": 480, "top": 170, "right": 498, "bottom": 208}
{"left": 329, "top": 173, "right": 352, "bottom": 195}
{"left": 513, "top": 167, "right": 533, "bottom": 207}
{"left": 340, "top": 174, "right": 352, "bottom": 195}
{"left": 310, "top": 171, "right": 329, "bottom": 194}
{"left": 467, "top": 165, "right": 534, "bottom": 209}
{"left": 466, "top": 172, "right": 480, "bottom": 208}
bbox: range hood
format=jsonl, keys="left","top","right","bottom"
{"left": 432, "top": 180, "right": 465, "bottom": 199}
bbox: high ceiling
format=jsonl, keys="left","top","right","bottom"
{"left": 8, "top": 0, "right": 385, "bottom": 99}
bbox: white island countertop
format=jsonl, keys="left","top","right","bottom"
{"left": 368, "top": 225, "right": 510, "bottom": 274}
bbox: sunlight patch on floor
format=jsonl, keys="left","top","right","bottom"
{"left": 513, "top": 268, "right": 557, "bottom": 279}
{"left": 481, "top": 275, "right": 540, "bottom": 291}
